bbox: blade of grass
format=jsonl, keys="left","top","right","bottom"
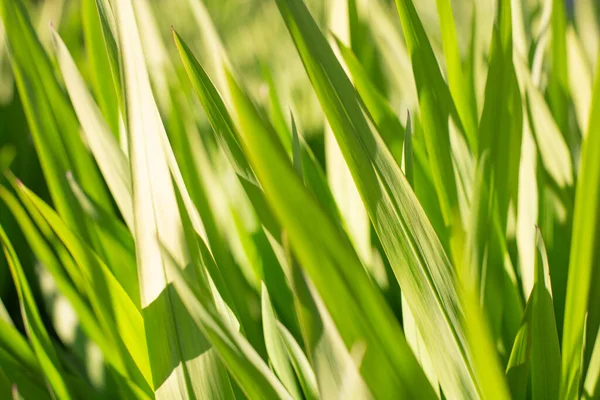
{"left": 394, "top": 0, "right": 461, "bottom": 225}
{"left": 273, "top": 0, "right": 481, "bottom": 396}
{"left": 111, "top": 0, "right": 235, "bottom": 396}
{"left": 531, "top": 229, "right": 561, "bottom": 400}
{"left": 0, "top": 226, "right": 72, "bottom": 399}
{"left": 560, "top": 55, "right": 600, "bottom": 400}
{"left": 51, "top": 28, "right": 133, "bottom": 230}
{"left": 227, "top": 66, "right": 437, "bottom": 398}
{"left": 261, "top": 283, "right": 302, "bottom": 399}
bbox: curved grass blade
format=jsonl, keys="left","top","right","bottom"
{"left": 111, "top": 0, "right": 235, "bottom": 396}
{"left": 51, "top": 28, "right": 133, "bottom": 230}
{"left": 226, "top": 67, "right": 437, "bottom": 399}
{"left": 393, "top": 0, "right": 461, "bottom": 225}
{"left": 560, "top": 57, "right": 600, "bottom": 400}
{"left": 531, "top": 229, "right": 560, "bottom": 400}
{"left": 15, "top": 183, "right": 153, "bottom": 392}
{"left": 276, "top": 321, "right": 319, "bottom": 400}
{"left": 166, "top": 257, "right": 293, "bottom": 400}
{"left": 0, "top": 226, "right": 72, "bottom": 400}
{"left": 272, "top": 0, "right": 480, "bottom": 397}
{"left": 0, "top": 0, "right": 112, "bottom": 236}
{"left": 261, "top": 284, "right": 302, "bottom": 399}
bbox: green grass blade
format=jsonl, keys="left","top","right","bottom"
{"left": 506, "top": 299, "right": 533, "bottom": 400}
{"left": 276, "top": 321, "right": 319, "bottom": 400}
{"left": 334, "top": 38, "right": 404, "bottom": 165}
{"left": 226, "top": 66, "right": 436, "bottom": 399}
{"left": 0, "top": 185, "right": 128, "bottom": 377}
{"left": 477, "top": 0, "right": 523, "bottom": 230}
{"left": 0, "top": 0, "right": 112, "bottom": 237}
{"left": 111, "top": 0, "right": 235, "bottom": 395}
{"left": 547, "top": 0, "right": 568, "bottom": 134}
{"left": 82, "top": 0, "right": 120, "bottom": 136}
{"left": 560, "top": 56, "right": 600, "bottom": 400}
{"left": 51, "top": 27, "right": 133, "bottom": 231}
{"left": 261, "top": 284, "right": 302, "bottom": 399}
{"left": 0, "top": 226, "right": 72, "bottom": 399}
{"left": 393, "top": 0, "right": 461, "bottom": 225}
{"left": 434, "top": 0, "right": 478, "bottom": 151}
{"left": 531, "top": 229, "right": 561, "bottom": 400}
{"left": 166, "top": 259, "right": 293, "bottom": 400}
{"left": 15, "top": 183, "right": 153, "bottom": 391}
{"left": 566, "top": 27, "right": 593, "bottom": 136}
{"left": 273, "top": 0, "right": 480, "bottom": 396}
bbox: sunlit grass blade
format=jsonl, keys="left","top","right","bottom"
{"left": 560, "top": 57, "right": 600, "bottom": 400}
{"left": 547, "top": 0, "right": 568, "bottom": 134}
{"left": 566, "top": 27, "right": 593, "bottom": 136}
{"left": 226, "top": 66, "right": 437, "bottom": 398}
{"left": 0, "top": 0, "right": 111, "bottom": 238}
{"left": 0, "top": 184, "right": 127, "bottom": 378}
{"left": 111, "top": 0, "right": 235, "bottom": 396}
{"left": 460, "top": 153, "right": 511, "bottom": 400}
{"left": 434, "top": 0, "right": 478, "bottom": 151}
{"left": 276, "top": 321, "right": 319, "bottom": 400}
{"left": 82, "top": 0, "right": 120, "bottom": 136}
{"left": 165, "top": 258, "right": 292, "bottom": 400}
{"left": 517, "top": 64, "right": 573, "bottom": 189}
{"left": 14, "top": 182, "right": 152, "bottom": 392}
{"left": 51, "top": 27, "right": 133, "bottom": 231}
{"left": 334, "top": 38, "right": 404, "bottom": 165}
{"left": 477, "top": 0, "right": 523, "bottom": 229}
{"left": 393, "top": 0, "right": 461, "bottom": 225}
{"left": 261, "top": 283, "right": 302, "bottom": 399}
{"left": 273, "top": 0, "right": 480, "bottom": 396}
{"left": 0, "top": 226, "right": 72, "bottom": 399}
{"left": 531, "top": 229, "right": 561, "bottom": 400}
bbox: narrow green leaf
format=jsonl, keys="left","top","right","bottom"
{"left": 82, "top": 0, "right": 120, "bottom": 136}
{"left": 51, "top": 27, "right": 133, "bottom": 230}
{"left": 531, "top": 229, "right": 561, "bottom": 400}
{"left": 0, "top": 0, "right": 112, "bottom": 237}
{"left": 394, "top": 0, "right": 461, "bottom": 224}
{"left": 477, "top": 0, "right": 523, "bottom": 230}
{"left": 506, "top": 299, "right": 533, "bottom": 400}
{"left": 226, "top": 66, "right": 436, "bottom": 399}
{"left": 166, "top": 258, "right": 293, "bottom": 400}
{"left": 560, "top": 58, "right": 600, "bottom": 400}
{"left": 111, "top": 0, "right": 234, "bottom": 396}
{"left": 276, "top": 321, "right": 319, "bottom": 400}
{"left": 273, "top": 0, "right": 479, "bottom": 397}
{"left": 15, "top": 182, "right": 152, "bottom": 391}
{"left": 261, "top": 283, "right": 302, "bottom": 399}
{"left": 334, "top": 37, "right": 404, "bottom": 165}
{"left": 434, "top": 0, "right": 478, "bottom": 151}
{"left": 0, "top": 226, "right": 72, "bottom": 400}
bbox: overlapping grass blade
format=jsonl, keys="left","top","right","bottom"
{"left": 531, "top": 229, "right": 561, "bottom": 400}
{"left": 276, "top": 321, "right": 318, "bottom": 400}
{"left": 0, "top": 0, "right": 112, "bottom": 238}
{"left": 226, "top": 66, "right": 436, "bottom": 398}
{"left": 273, "top": 0, "right": 480, "bottom": 397}
{"left": 110, "top": 0, "right": 235, "bottom": 396}
{"left": 51, "top": 27, "right": 133, "bottom": 230}
{"left": 393, "top": 0, "right": 461, "bottom": 225}
{"left": 0, "top": 226, "right": 72, "bottom": 399}
{"left": 434, "top": 0, "right": 478, "bottom": 151}
{"left": 560, "top": 56, "right": 600, "bottom": 400}
{"left": 261, "top": 284, "right": 302, "bottom": 399}
{"left": 165, "top": 257, "right": 292, "bottom": 400}
{"left": 14, "top": 182, "right": 152, "bottom": 393}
